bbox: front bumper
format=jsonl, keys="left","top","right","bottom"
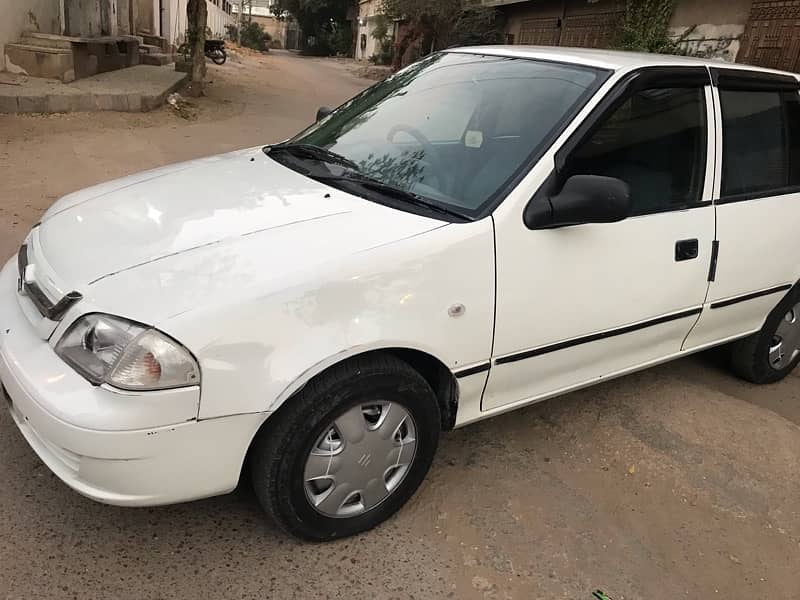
{"left": 0, "top": 258, "right": 268, "bottom": 506}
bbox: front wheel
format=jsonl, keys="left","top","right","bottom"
{"left": 250, "top": 354, "right": 440, "bottom": 541}
{"left": 730, "top": 285, "right": 800, "bottom": 383}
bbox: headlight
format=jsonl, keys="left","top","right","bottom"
{"left": 55, "top": 314, "right": 200, "bottom": 391}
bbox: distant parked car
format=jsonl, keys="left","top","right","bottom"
{"left": 2, "top": 47, "right": 799, "bottom": 541}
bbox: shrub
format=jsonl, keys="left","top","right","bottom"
{"left": 243, "top": 21, "right": 272, "bottom": 51}
{"left": 332, "top": 25, "right": 353, "bottom": 56}
{"left": 370, "top": 37, "right": 393, "bottom": 65}
{"left": 228, "top": 21, "right": 272, "bottom": 51}
{"left": 225, "top": 23, "right": 238, "bottom": 42}
{"left": 615, "top": 0, "right": 689, "bottom": 55}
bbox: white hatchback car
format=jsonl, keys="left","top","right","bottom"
{"left": 2, "top": 47, "right": 799, "bottom": 541}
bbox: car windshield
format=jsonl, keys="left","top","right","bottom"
{"left": 269, "top": 52, "right": 608, "bottom": 219}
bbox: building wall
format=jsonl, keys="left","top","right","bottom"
{"left": 250, "top": 14, "right": 287, "bottom": 46}
{"left": 163, "top": 0, "right": 234, "bottom": 48}
{"left": 355, "top": 0, "right": 385, "bottom": 61}
{"left": 670, "top": 0, "right": 752, "bottom": 62}
{"left": 672, "top": 0, "right": 752, "bottom": 26}
{"left": 135, "top": 0, "right": 156, "bottom": 32}
{"left": 496, "top": 0, "right": 752, "bottom": 62}
{"left": 503, "top": 0, "right": 562, "bottom": 45}
{"left": 0, "top": 0, "right": 61, "bottom": 71}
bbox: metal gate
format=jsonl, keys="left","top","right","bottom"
{"left": 560, "top": 10, "right": 625, "bottom": 48}
{"left": 518, "top": 17, "right": 560, "bottom": 45}
{"left": 739, "top": 0, "right": 800, "bottom": 72}
{"left": 512, "top": 0, "right": 625, "bottom": 50}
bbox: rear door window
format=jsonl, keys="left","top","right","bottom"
{"left": 719, "top": 89, "right": 800, "bottom": 198}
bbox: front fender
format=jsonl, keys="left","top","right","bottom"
{"left": 164, "top": 219, "right": 495, "bottom": 420}
{"left": 266, "top": 341, "right": 452, "bottom": 412}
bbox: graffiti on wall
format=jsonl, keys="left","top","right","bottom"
{"left": 671, "top": 24, "right": 745, "bottom": 62}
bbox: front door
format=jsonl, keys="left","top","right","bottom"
{"left": 483, "top": 68, "right": 717, "bottom": 413}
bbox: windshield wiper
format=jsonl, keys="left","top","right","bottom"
{"left": 314, "top": 173, "right": 472, "bottom": 222}
{"left": 266, "top": 143, "right": 360, "bottom": 172}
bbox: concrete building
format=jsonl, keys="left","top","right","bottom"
{"left": 1, "top": 0, "right": 234, "bottom": 80}
{"left": 482, "top": 0, "right": 800, "bottom": 72}
{"left": 231, "top": 1, "right": 300, "bottom": 50}
{"left": 355, "top": 0, "right": 384, "bottom": 61}
{"left": 164, "top": 0, "right": 235, "bottom": 45}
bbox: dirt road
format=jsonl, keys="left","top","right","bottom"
{"left": 1, "top": 52, "right": 799, "bottom": 600}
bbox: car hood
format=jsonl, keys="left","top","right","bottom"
{"left": 38, "top": 147, "right": 443, "bottom": 286}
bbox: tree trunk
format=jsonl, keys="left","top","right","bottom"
{"left": 186, "top": 0, "right": 207, "bottom": 97}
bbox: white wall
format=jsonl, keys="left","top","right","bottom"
{"left": 163, "top": 0, "right": 234, "bottom": 48}
{"left": 0, "top": 0, "right": 60, "bottom": 71}
{"left": 671, "top": 24, "right": 745, "bottom": 63}
{"left": 206, "top": 1, "right": 232, "bottom": 39}
{"left": 356, "top": 0, "right": 383, "bottom": 61}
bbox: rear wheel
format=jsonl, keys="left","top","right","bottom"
{"left": 177, "top": 42, "right": 191, "bottom": 62}
{"left": 250, "top": 354, "right": 440, "bottom": 541}
{"left": 730, "top": 286, "right": 800, "bottom": 384}
{"left": 210, "top": 48, "right": 226, "bottom": 65}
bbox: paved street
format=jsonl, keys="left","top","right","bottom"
{"left": 1, "top": 52, "right": 799, "bottom": 600}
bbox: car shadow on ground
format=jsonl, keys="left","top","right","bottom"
{"left": 2, "top": 352, "right": 799, "bottom": 599}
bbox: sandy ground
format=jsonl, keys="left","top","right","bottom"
{"left": 1, "top": 52, "right": 799, "bottom": 600}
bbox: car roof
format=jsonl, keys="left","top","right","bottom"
{"left": 448, "top": 45, "right": 800, "bottom": 79}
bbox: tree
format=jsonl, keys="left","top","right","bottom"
{"left": 186, "top": 0, "right": 208, "bottom": 97}
{"left": 271, "top": 0, "right": 352, "bottom": 55}
{"left": 381, "top": 0, "right": 502, "bottom": 67}
{"left": 615, "top": 0, "right": 686, "bottom": 54}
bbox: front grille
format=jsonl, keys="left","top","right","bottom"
{"left": 17, "top": 242, "right": 82, "bottom": 322}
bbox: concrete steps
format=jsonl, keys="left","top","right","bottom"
{"left": 18, "top": 32, "right": 73, "bottom": 49}
{"left": 0, "top": 64, "right": 188, "bottom": 113}
{"left": 140, "top": 52, "right": 173, "bottom": 66}
{"left": 138, "top": 40, "right": 173, "bottom": 66}
{"left": 4, "top": 43, "right": 75, "bottom": 82}
{"left": 139, "top": 33, "right": 168, "bottom": 51}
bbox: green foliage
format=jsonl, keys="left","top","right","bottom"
{"left": 370, "top": 37, "right": 394, "bottom": 65}
{"left": 332, "top": 24, "right": 353, "bottom": 56}
{"left": 224, "top": 22, "right": 272, "bottom": 49}
{"left": 369, "top": 14, "right": 393, "bottom": 65}
{"left": 371, "top": 14, "right": 391, "bottom": 41}
{"left": 225, "top": 23, "right": 238, "bottom": 42}
{"left": 240, "top": 21, "right": 272, "bottom": 51}
{"left": 381, "top": 0, "right": 502, "bottom": 61}
{"left": 450, "top": 7, "right": 504, "bottom": 48}
{"left": 271, "top": 0, "right": 352, "bottom": 54}
{"left": 615, "top": 0, "right": 687, "bottom": 54}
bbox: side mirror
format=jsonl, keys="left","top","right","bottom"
{"left": 524, "top": 174, "right": 631, "bottom": 230}
{"left": 316, "top": 106, "right": 333, "bottom": 122}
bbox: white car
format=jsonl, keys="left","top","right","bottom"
{"left": 2, "top": 47, "right": 799, "bottom": 541}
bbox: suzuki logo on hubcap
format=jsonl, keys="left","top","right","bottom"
{"left": 357, "top": 453, "right": 372, "bottom": 468}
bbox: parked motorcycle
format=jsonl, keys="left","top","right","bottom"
{"left": 178, "top": 38, "right": 227, "bottom": 65}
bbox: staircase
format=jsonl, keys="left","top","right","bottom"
{"left": 4, "top": 33, "right": 75, "bottom": 82}
{"left": 137, "top": 33, "right": 173, "bottom": 66}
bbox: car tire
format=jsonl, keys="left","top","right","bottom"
{"left": 730, "top": 285, "right": 800, "bottom": 384}
{"left": 250, "top": 353, "right": 441, "bottom": 541}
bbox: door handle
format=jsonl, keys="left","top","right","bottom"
{"left": 675, "top": 239, "right": 699, "bottom": 262}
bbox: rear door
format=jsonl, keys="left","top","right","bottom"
{"left": 684, "top": 69, "right": 800, "bottom": 350}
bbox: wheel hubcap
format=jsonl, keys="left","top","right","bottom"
{"left": 303, "top": 402, "right": 417, "bottom": 518}
{"left": 769, "top": 302, "right": 800, "bottom": 370}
